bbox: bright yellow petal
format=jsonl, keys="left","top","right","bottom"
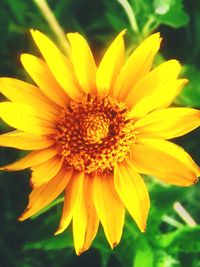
{"left": 129, "top": 138, "right": 200, "bottom": 186}
{"left": 67, "top": 33, "right": 97, "bottom": 94}
{"left": 124, "top": 60, "right": 181, "bottom": 108}
{"left": 30, "top": 29, "right": 81, "bottom": 101}
{"left": 93, "top": 174, "right": 125, "bottom": 248}
{"left": 30, "top": 156, "right": 63, "bottom": 187}
{"left": 114, "top": 162, "right": 150, "bottom": 232}
{"left": 113, "top": 33, "right": 161, "bottom": 100}
{"left": 130, "top": 79, "right": 188, "bottom": 118}
{"left": 0, "top": 146, "right": 58, "bottom": 171}
{"left": 161, "top": 78, "right": 188, "bottom": 107}
{"left": 133, "top": 107, "right": 200, "bottom": 139}
{"left": 21, "top": 54, "right": 70, "bottom": 107}
{"left": 0, "top": 102, "right": 55, "bottom": 135}
{"left": 19, "top": 168, "right": 73, "bottom": 220}
{"left": 73, "top": 175, "right": 99, "bottom": 255}
{"left": 0, "top": 131, "right": 55, "bottom": 150}
{"left": 0, "top": 77, "right": 58, "bottom": 115}
{"left": 55, "top": 171, "right": 84, "bottom": 235}
{"left": 96, "top": 30, "right": 126, "bottom": 96}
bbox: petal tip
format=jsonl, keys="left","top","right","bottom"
{"left": 151, "top": 32, "right": 160, "bottom": 39}
{"left": 0, "top": 166, "right": 13, "bottom": 171}
{"left": 141, "top": 227, "right": 146, "bottom": 233}
{"left": 30, "top": 29, "right": 44, "bottom": 42}
{"left": 171, "top": 59, "right": 181, "bottom": 67}
{"left": 76, "top": 251, "right": 82, "bottom": 256}
{"left": 30, "top": 29, "right": 38, "bottom": 39}
{"left": 147, "top": 32, "right": 162, "bottom": 44}
{"left": 118, "top": 29, "right": 127, "bottom": 39}
{"left": 194, "top": 177, "right": 199, "bottom": 185}
{"left": 20, "top": 53, "right": 26, "bottom": 62}
{"left": 18, "top": 209, "right": 29, "bottom": 221}
{"left": 75, "top": 247, "right": 88, "bottom": 256}
{"left": 30, "top": 29, "right": 35, "bottom": 34}
{"left": 182, "top": 78, "right": 189, "bottom": 85}
{"left": 109, "top": 241, "right": 118, "bottom": 250}
{"left": 66, "top": 32, "right": 79, "bottom": 39}
{"left": 138, "top": 220, "right": 147, "bottom": 233}
{"left": 18, "top": 216, "right": 24, "bottom": 222}
{"left": 54, "top": 226, "right": 63, "bottom": 236}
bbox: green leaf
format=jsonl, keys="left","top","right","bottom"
{"left": 155, "top": 250, "right": 180, "bottom": 267}
{"left": 93, "top": 228, "right": 112, "bottom": 267}
{"left": 6, "top": 0, "right": 28, "bottom": 24}
{"left": 97, "top": 250, "right": 111, "bottom": 267}
{"left": 144, "top": 183, "right": 189, "bottom": 243}
{"left": 97, "top": 216, "right": 140, "bottom": 267}
{"left": 157, "top": 225, "right": 200, "bottom": 253}
{"left": 133, "top": 237, "right": 154, "bottom": 267}
{"left": 24, "top": 232, "right": 73, "bottom": 251}
{"left": 153, "top": 0, "right": 189, "bottom": 28}
{"left": 175, "top": 65, "right": 200, "bottom": 108}
{"left": 149, "top": 183, "right": 188, "bottom": 217}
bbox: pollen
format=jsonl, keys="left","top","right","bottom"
{"left": 55, "top": 94, "right": 135, "bottom": 174}
{"left": 81, "top": 112, "right": 109, "bottom": 144}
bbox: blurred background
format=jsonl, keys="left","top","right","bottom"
{"left": 0, "top": 0, "right": 200, "bottom": 266}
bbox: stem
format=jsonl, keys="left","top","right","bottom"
{"left": 125, "top": 220, "right": 139, "bottom": 239}
{"left": 117, "top": 0, "right": 139, "bottom": 33}
{"left": 173, "top": 202, "right": 197, "bottom": 227}
{"left": 33, "top": 0, "right": 70, "bottom": 55}
{"left": 162, "top": 215, "right": 184, "bottom": 229}
{"left": 141, "top": 15, "right": 159, "bottom": 37}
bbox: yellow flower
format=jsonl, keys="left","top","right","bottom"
{"left": 0, "top": 30, "right": 200, "bottom": 255}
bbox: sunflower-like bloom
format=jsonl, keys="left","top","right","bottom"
{"left": 0, "top": 30, "right": 200, "bottom": 254}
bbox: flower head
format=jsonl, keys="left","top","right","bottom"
{"left": 0, "top": 30, "right": 200, "bottom": 255}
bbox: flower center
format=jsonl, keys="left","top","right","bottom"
{"left": 55, "top": 94, "right": 135, "bottom": 174}
{"left": 81, "top": 112, "right": 109, "bottom": 144}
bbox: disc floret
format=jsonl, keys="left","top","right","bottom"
{"left": 55, "top": 94, "right": 135, "bottom": 174}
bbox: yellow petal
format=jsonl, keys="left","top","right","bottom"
{"left": 0, "top": 146, "right": 58, "bottom": 171}
{"left": 124, "top": 60, "right": 181, "bottom": 108}
{"left": 30, "top": 156, "right": 63, "bottom": 187}
{"left": 161, "top": 78, "right": 188, "bottom": 107}
{"left": 67, "top": 33, "right": 97, "bottom": 94}
{"left": 130, "top": 138, "right": 200, "bottom": 186}
{"left": 21, "top": 54, "right": 70, "bottom": 107}
{"left": 0, "top": 102, "right": 55, "bottom": 135}
{"left": 0, "top": 131, "right": 55, "bottom": 150}
{"left": 55, "top": 171, "right": 84, "bottom": 235}
{"left": 73, "top": 175, "right": 99, "bottom": 255}
{"left": 96, "top": 30, "right": 126, "bottom": 96}
{"left": 133, "top": 107, "right": 200, "bottom": 139}
{"left": 93, "top": 174, "right": 125, "bottom": 248}
{"left": 30, "top": 29, "right": 81, "bottom": 101}
{"left": 114, "top": 162, "right": 150, "bottom": 232}
{"left": 19, "top": 168, "right": 73, "bottom": 220}
{"left": 113, "top": 33, "right": 161, "bottom": 100}
{"left": 0, "top": 77, "right": 58, "bottom": 115}
{"left": 130, "top": 79, "right": 188, "bottom": 118}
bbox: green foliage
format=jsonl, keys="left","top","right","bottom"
{"left": 134, "top": 237, "right": 154, "bottom": 267}
{"left": 104, "top": 0, "right": 189, "bottom": 42}
{"left": 158, "top": 225, "right": 200, "bottom": 253}
{"left": 1, "top": 0, "right": 200, "bottom": 267}
{"left": 25, "top": 232, "right": 73, "bottom": 251}
{"left": 20, "top": 183, "right": 200, "bottom": 267}
{"left": 175, "top": 65, "right": 200, "bottom": 108}
{"left": 153, "top": 0, "right": 189, "bottom": 28}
